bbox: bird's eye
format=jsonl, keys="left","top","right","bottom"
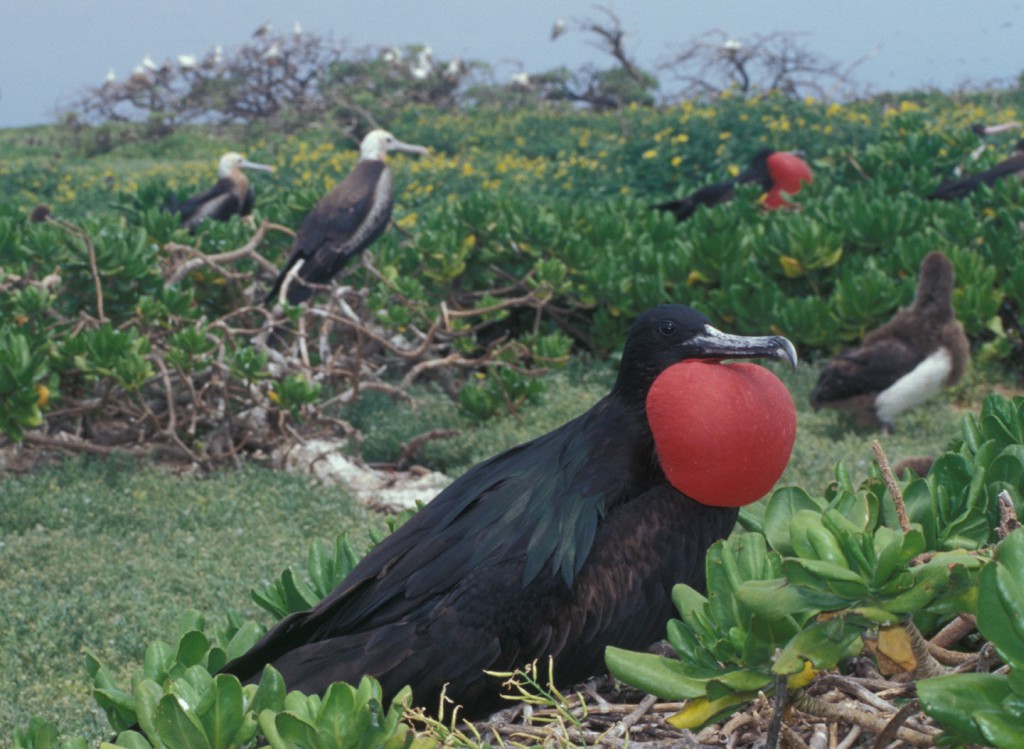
{"left": 657, "top": 320, "right": 676, "bottom": 336}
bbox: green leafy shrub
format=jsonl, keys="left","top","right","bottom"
{"left": 608, "top": 394, "right": 1024, "bottom": 732}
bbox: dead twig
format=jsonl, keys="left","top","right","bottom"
{"left": 390, "top": 429, "right": 460, "bottom": 470}
{"left": 931, "top": 613, "right": 977, "bottom": 650}
{"left": 791, "top": 692, "right": 937, "bottom": 746}
{"left": 870, "top": 699, "right": 921, "bottom": 749}
{"left": 46, "top": 214, "right": 105, "bottom": 321}
{"left": 997, "top": 489, "right": 1021, "bottom": 539}
{"left": 165, "top": 219, "right": 282, "bottom": 285}
{"left": 872, "top": 439, "right": 911, "bottom": 532}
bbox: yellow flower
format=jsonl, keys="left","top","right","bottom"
{"left": 395, "top": 212, "right": 418, "bottom": 229}
{"left": 641, "top": 149, "right": 657, "bottom": 160}
{"left": 671, "top": 155, "right": 682, "bottom": 167}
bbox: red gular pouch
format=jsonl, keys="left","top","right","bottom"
{"left": 646, "top": 360, "right": 797, "bottom": 507}
{"left": 762, "top": 151, "right": 813, "bottom": 210}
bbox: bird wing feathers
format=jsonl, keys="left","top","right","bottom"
{"left": 176, "top": 178, "right": 240, "bottom": 223}
{"left": 654, "top": 181, "right": 736, "bottom": 222}
{"left": 812, "top": 337, "right": 917, "bottom": 403}
{"left": 221, "top": 399, "right": 657, "bottom": 695}
{"left": 224, "top": 469, "right": 732, "bottom": 717}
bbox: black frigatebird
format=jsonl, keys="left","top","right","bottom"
{"left": 265, "top": 129, "right": 429, "bottom": 306}
{"left": 219, "top": 305, "right": 797, "bottom": 718}
{"left": 654, "top": 149, "right": 812, "bottom": 221}
{"left": 930, "top": 139, "right": 1024, "bottom": 200}
{"left": 810, "top": 252, "right": 969, "bottom": 432}
{"left": 166, "top": 152, "right": 275, "bottom": 233}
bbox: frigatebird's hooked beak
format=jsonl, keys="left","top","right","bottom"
{"left": 238, "top": 158, "right": 276, "bottom": 173}
{"left": 388, "top": 139, "right": 430, "bottom": 157}
{"left": 683, "top": 325, "right": 798, "bottom": 370}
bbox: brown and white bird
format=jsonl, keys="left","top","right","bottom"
{"left": 166, "top": 152, "right": 275, "bottom": 233}
{"left": 266, "top": 130, "right": 429, "bottom": 306}
{"left": 810, "top": 252, "right": 969, "bottom": 432}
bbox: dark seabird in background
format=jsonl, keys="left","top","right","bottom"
{"left": 265, "top": 129, "right": 429, "bottom": 306}
{"left": 217, "top": 305, "right": 797, "bottom": 719}
{"left": 930, "top": 139, "right": 1024, "bottom": 200}
{"left": 810, "top": 252, "right": 969, "bottom": 432}
{"left": 166, "top": 152, "right": 275, "bottom": 233}
{"left": 654, "top": 148, "right": 812, "bottom": 222}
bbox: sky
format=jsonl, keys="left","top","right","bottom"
{"left": 1, "top": 1, "right": 1022, "bottom": 129}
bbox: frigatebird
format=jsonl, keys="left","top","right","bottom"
{"left": 165, "top": 152, "right": 275, "bottom": 233}
{"left": 265, "top": 129, "right": 429, "bottom": 306}
{"left": 654, "top": 149, "right": 812, "bottom": 221}
{"left": 930, "top": 139, "right": 1024, "bottom": 200}
{"left": 810, "top": 252, "right": 969, "bottom": 432}
{"left": 219, "top": 305, "right": 797, "bottom": 718}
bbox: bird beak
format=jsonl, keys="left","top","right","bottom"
{"left": 240, "top": 159, "right": 276, "bottom": 173}
{"left": 685, "top": 325, "right": 798, "bottom": 369}
{"left": 391, "top": 140, "right": 430, "bottom": 157}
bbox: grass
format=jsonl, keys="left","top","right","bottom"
{"left": 0, "top": 460, "right": 375, "bottom": 744}
{"left": 0, "top": 357, "right": 1006, "bottom": 745}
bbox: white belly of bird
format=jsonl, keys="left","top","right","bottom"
{"left": 874, "top": 347, "right": 953, "bottom": 424}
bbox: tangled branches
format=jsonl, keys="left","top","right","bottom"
{"left": 8, "top": 221, "right": 561, "bottom": 471}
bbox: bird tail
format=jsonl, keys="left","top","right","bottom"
{"left": 928, "top": 179, "right": 975, "bottom": 200}
{"left": 265, "top": 258, "right": 314, "bottom": 307}
{"left": 652, "top": 197, "right": 697, "bottom": 222}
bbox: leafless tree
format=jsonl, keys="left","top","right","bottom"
{"left": 66, "top": 32, "right": 479, "bottom": 135}
{"left": 662, "top": 29, "right": 869, "bottom": 101}
{"left": 531, "top": 5, "right": 657, "bottom": 110}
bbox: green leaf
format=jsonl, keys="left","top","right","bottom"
{"left": 273, "top": 712, "right": 320, "bottom": 747}
{"left": 774, "top": 619, "right": 862, "bottom": 674}
{"left": 763, "top": 488, "right": 823, "bottom": 555}
{"left": 250, "top": 666, "right": 287, "bottom": 716}
{"left": 604, "top": 648, "right": 709, "bottom": 700}
{"left": 977, "top": 537, "right": 1024, "bottom": 669}
{"left": 974, "top": 709, "right": 1024, "bottom": 749}
{"left": 109, "top": 731, "right": 153, "bottom": 749}
{"left": 919, "top": 673, "right": 1013, "bottom": 746}
{"left": 198, "top": 675, "right": 243, "bottom": 749}
{"left": 224, "top": 620, "right": 264, "bottom": 663}
{"left": 142, "top": 641, "right": 174, "bottom": 681}
{"left": 738, "top": 578, "right": 848, "bottom": 616}
{"left": 155, "top": 694, "right": 211, "bottom": 749}
{"left": 131, "top": 679, "right": 163, "bottom": 741}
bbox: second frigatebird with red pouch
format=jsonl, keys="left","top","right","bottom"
{"left": 217, "top": 305, "right": 797, "bottom": 719}
{"left": 655, "top": 149, "right": 812, "bottom": 221}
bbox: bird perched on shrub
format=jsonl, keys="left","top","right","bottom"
{"left": 654, "top": 149, "right": 812, "bottom": 221}
{"left": 929, "top": 139, "right": 1024, "bottom": 200}
{"left": 219, "top": 304, "right": 797, "bottom": 718}
{"left": 810, "top": 252, "right": 969, "bottom": 432}
{"left": 265, "top": 129, "right": 429, "bottom": 306}
{"left": 165, "top": 152, "right": 275, "bottom": 233}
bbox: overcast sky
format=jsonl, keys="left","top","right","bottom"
{"left": 1, "top": 1, "right": 1021, "bottom": 128}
